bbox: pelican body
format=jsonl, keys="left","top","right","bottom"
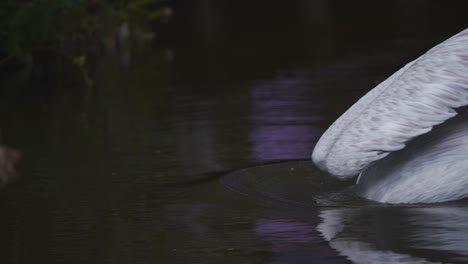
{"left": 312, "top": 29, "right": 468, "bottom": 203}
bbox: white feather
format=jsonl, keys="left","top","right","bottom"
{"left": 356, "top": 108, "right": 468, "bottom": 203}
{"left": 312, "top": 28, "right": 468, "bottom": 180}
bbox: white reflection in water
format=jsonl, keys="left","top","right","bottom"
{"left": 0, "top": 145, "right": 21, "bottom": 185}
{"left": 407, "top": 207, "right": 468, "bottom": 255}
{"left": 318, "top": 206, "right": 468, "bottom": 264}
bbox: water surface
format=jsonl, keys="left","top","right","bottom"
{"left": 1, "top": 1, "right": 468, "bottom": 263}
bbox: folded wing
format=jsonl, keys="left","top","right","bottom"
{"left": 312, "top": 29, "right": 468, "bottom": 179}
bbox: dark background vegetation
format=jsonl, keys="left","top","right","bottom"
{"left": 2, "top": 0, "right": 468, "bottom": 86}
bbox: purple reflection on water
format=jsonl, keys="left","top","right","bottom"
{"left": 255, "top": 219, "right": 320, "bottom": 243}
{"left": 249, "top": 73, "right": 324, "bottom": 161}
{"left": 254, "top": 218, "right": 350, "bottom": 263}
{"left": 250, "top": 125, "right": 320, "bottom": 161}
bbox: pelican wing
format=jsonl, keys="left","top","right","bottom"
{"left": 312, "top": 29, "right": 468, "bottom": 179}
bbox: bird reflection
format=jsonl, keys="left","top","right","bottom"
{"left": 0, "top": 146, "right": 21, "bottom": 186}
{"left": 254, "top": 217, "right": 350, "bottom": 264}
{"left": 317, "top": 205, "right": 468, "bottom": 264}
{"left": 223, "top": 160, "right": 468, "bottom": 263}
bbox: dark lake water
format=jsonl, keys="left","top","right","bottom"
{"left": 1, "top": 1, "right": 468, "bottom": 263}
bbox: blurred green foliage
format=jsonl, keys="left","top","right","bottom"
{"left": 0, "top": 0, "right": 165, "bottom": 70}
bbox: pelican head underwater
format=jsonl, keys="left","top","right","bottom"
{"left": 312, "top": 28, "right": 468, "bottom": 204}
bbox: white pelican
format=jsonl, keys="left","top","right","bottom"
{"left": 312, "top": 29, "right": 468, "bottom": 204}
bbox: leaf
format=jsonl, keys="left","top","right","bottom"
{"left": 147, "top": 9, "right": 162, "bottom": 20}
{"left": 72, "top": 55, "right": 86, "bottom": 67}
